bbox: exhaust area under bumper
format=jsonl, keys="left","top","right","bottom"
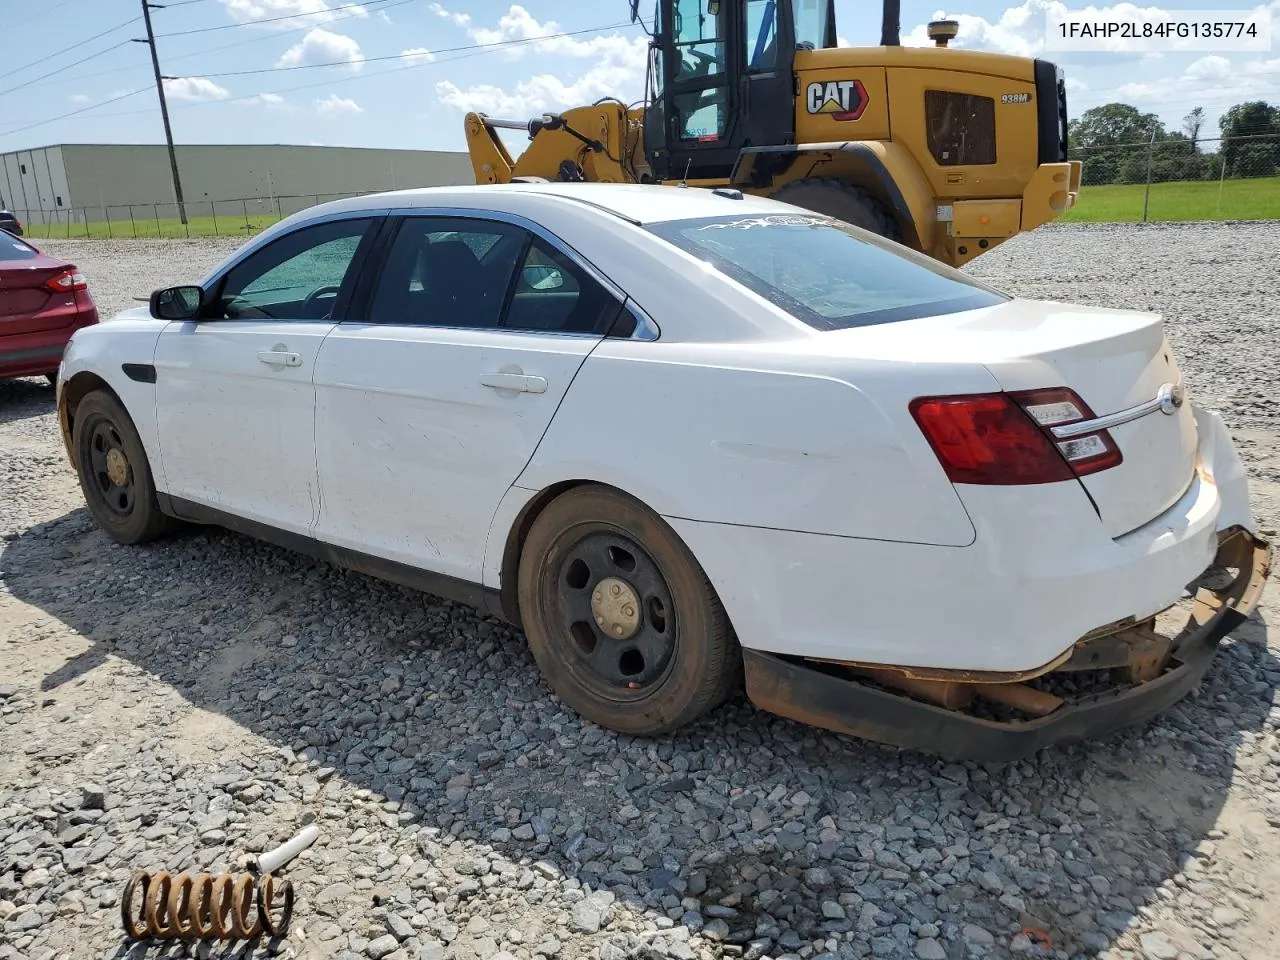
{"left": 743, "top": 526, "right": 1271, "bottom": 762}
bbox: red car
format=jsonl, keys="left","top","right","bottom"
{"left": 0, "top": 233, "right": 98, "bottom": 383}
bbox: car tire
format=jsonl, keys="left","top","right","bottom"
{"left": 517, "top": 485, "right": 741, "bottom": 736}
{"left": 72, "top": 390, "right": 177, "bottom": 545}
{"left": 769, "top": 178, "right": 903, "bottom": 242}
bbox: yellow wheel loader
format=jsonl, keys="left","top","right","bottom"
{"left": 464, "top": 0, "right": 1083, "bottom": 267}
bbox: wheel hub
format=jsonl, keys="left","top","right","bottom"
{"left": 105, "top": 448, "right": 130, "bottom": 487}
{"left": 592, "top": 577, "right": 641, "bottom": 640}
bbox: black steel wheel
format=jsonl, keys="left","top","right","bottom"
{"left": 72, "top": 390, "right": 177, "bottom": 544}
{"left": 518, "top": 485, "right": 740, "bottom": 735}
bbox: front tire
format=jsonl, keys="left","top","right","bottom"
{"left": 769, "top": 178, "right": 903, "bottom": 242}
{"left": 517, "top": 486, "right": 740, "bottom": 736}
{"left": 72, "top": 390, "right": 176, "bottom": 544}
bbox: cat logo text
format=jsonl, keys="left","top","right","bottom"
{"left": 805, "top": 79, "right": 869, "bottom": 121}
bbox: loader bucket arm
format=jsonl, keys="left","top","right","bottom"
{"left": 465, "top": 112, "right": 516, "bottom": 185}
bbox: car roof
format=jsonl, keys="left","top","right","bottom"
{"left": 311, "top": 181, "right": 795, "bottom": 227}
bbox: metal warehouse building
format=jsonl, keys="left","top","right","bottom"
{"left": 0, "top": 143, "right": 475, "bottom": 227}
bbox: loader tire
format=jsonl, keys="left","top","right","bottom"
{"left": 769, "top": 179, "right": 903, "bottom": 242}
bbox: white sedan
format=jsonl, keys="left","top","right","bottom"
{"left": 56, "top": 183, "right": 1270, "bottom": 760}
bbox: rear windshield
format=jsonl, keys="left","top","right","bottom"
{"left": 646, "top": 213, "right": 1008, "bottom": 330}
{"left": 0, "top": 234, "right": 40, "bottom": 262}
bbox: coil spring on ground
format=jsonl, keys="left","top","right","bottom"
{"left": 120, "top": 870, "right": 294, "bottom": 942}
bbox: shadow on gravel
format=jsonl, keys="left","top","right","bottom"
{"left": 5, "top": 510, "right": 1276, "bottom": 959}
{"left": 0, "top": 376, "right": 56, "bottom": 424}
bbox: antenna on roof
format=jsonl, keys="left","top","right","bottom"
{"left": 678, "top": 157, "right": 692, "bottom": 187}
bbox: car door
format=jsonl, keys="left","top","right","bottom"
{"left": 153, "top": 213, "right": 379, "bottom": 535}
{"left": 312, "top": 212, "right": 624, "bottom": 583}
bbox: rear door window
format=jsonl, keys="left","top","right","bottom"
{"left": 647, "top": 213, "right": 1008, "bottom": 330}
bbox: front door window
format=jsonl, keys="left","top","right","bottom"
{"left": 211, "top": 218, "right": 372, "bottom": 320}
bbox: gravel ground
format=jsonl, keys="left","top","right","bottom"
{"left": 1, "top": 222, "right": 1279, "bottom": 960}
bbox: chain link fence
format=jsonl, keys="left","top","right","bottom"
{"left": 11, "top": 190, "right": 386, "bottom": 240}
{"left": 1068, "top": 133, "right": 1280, "bottom": 222}
{"left": 7, "top": 133, "right": 1279, "bottom": 235}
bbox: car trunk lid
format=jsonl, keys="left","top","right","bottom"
{"left": 822, "top": 299, "right": 1198, "bottom": 538}
{"left": 0, "top": 253, "right": 77, "bottom": 336}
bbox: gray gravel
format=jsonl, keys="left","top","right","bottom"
{"left": 2, "top": 222, "right": 1279, "bottom": 960}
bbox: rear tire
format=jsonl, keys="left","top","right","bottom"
{"left": 769, "top": 178, "right": 903, "bottom": 242}
{"left": 517, "top": 485, "right": 741, "bottom": 736}
{"left": 72, "top": 390, "right": 177, "bottom": 545}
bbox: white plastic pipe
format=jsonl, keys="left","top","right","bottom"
{"left": 256, "top": 825, "right": 319, "bottom": 875}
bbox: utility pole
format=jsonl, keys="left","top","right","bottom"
{"left": 136, "top": 1, "right": 187, "bottom": 224}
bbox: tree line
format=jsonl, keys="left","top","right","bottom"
{"left": 1067, "top": 100, "right": 1280, "bottom": 186}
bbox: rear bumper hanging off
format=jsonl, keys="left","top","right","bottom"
{"left": 743, "top": 526, "right": 1271, "bottom": 762}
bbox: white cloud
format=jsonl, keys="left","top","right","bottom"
{"left": 236, "top": 92, "right": 287, "bottom": 106}
{"left": 1110, "top": 53, "right": 1280, "bottom": 108}
{"left": 314, "top": 93, "right": 362, "bottom": 115}
{"left": 904, "top": 1, "right": 1275, "bottom": 56}
{"left": 377, "top": 9, "right": 392, "bottom": 23}
{"left": 429, "top": 4, "right": 644, "bottom": 61}
{"left": 1243, "top": 57, "right": 1280, "bottom": 75}
{"left": 1064, "top": 76, "right": 1087, "bottom": 92}
{"left": 277, "top": 27, "right": 364, "bottom": 69}
{"left": 162, "top": 77, "right": 231, "bottom": 102}
{"left": 401, "top": 47, "right": 435, "bottom": 62}
{"left": 70, "top": 93, "right": 91, "bottom": 104}
{"left": 432, "top": 4, "right": 648, "bottom": 116}
{"left": 429, "top": 2, "right": 471, "bottom": 28}
{"left": 1185, "top": 56, "right": 1231, "bottom": 80}
{"left": 903, "top": 0, "right": 1048, "bottom": 56}
{"left": 222, "top": 0, "right": 366, "bottom": 28}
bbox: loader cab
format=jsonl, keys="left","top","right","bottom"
{"left": 643, "top": 0, "right": 836, "bottom": 181}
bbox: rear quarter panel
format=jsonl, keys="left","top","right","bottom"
{"left": 516, "top": 339, "right": 998, "bottom": 547}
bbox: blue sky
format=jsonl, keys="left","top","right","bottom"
{"left": 1, "top": 0, "right": 1276, "bottom": 155}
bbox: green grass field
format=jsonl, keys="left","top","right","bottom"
{"left": 17, "top": 175, "right": 1280, "bottom": 239}
{"left": 1061, "top": 176, "right": 1280, "bottom": 223}
{"left": 22, "top": 211, "right": 288, "bottom": 241}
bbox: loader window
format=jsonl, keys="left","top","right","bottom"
{"left": 745, "top": 0, "right": 778, "bottom": 71}
{"left": 648, "top": 213, "right": 1007, "bottom": 330}
{"left": 925, "top": 91, "right": 997, "bottom": 166}
{"left": 792, "top": 0, "right": 834, "bottom": 50}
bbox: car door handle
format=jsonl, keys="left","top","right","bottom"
{"left": 480, "top": 373, "right": 548, "bottom": 394}
{"left": 257, "top": 350, "right": 302, "bottom": 367}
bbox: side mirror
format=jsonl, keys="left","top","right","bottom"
{"left": 149, "top": 285, "right": 205, "bottom": 320}
{"left": 523, "top": 265, "right": 564, "bottom": 290}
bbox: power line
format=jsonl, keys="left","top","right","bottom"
{"left": 0, "top": 88, "right": 149, "bottom": 138}
{"left": 1, "top": 18, "right": 645, "bottom": 139}
{"left": 0, "top": 40, "right": 135, "bottom": 97}
{"left": 6, "top": 0, "right": 80, "bottom": 31}
{"left": 22, "top": 20, "right": 643, "bottom": 128}
{"left": 177, "top": 21, "right": 638, "bottom": 80}
{"left": 155, "top": 0, "right": 398, "bottom": 37}
{"left": 8, "top": 0, "right": 416, "bottom": 90}
{"left": 0, "top": 14, "right": 141, "bottom": 81}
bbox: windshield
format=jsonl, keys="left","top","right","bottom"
{"left": 646, "top": 213, "right": 1008, "bottom": 331}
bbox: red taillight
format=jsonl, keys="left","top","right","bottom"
{"left": 46, "top": 268, "right": 88, "bottom": 292}
{"left": 910, "top": 387, "right": 1122, "bottom": 485}
{"left": 1009, "top": 386, "right": 1122, "bottom": 476}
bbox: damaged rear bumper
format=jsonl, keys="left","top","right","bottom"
{"left": 743, "top": 527, "right": 1271, "bottom": 762}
